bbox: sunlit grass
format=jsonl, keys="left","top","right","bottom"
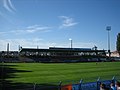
{"left": 4, "top": 62, "right": 120, "bottom": 84}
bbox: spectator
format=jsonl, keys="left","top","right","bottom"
{"left": 100, "top": 83, "right": 107, "bottom": 90}
{"left": 115, "top": 81, "right": 120, "bottom": 90}
{"left": 110, "top": 82, "right": 116, "bottom": 90}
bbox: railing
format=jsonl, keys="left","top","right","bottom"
{"left": 1, "top": 76, "right": 119, "bottom": 90}
{"left": 60, "top": 76, "right": 116, "bottom": 90}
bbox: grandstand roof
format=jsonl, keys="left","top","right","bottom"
{"left": 20, "top": 47, "right": 106, "bottom": 52}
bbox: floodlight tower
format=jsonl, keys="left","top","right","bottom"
{"left": 7, "top": 43, "right": 9, "bottom": 56}
{"left": 106, "top": 26, "right": 111, "bottom": 58}
{"left": 69, "top": 38, "right": 72, "bottom": 49}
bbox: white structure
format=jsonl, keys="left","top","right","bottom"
{"left": 111, "top": 51, "right": 120, "bottom": 57}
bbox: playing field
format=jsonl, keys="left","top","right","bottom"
{"left": 2, "top": 62, "right": 120, "bottom": 85}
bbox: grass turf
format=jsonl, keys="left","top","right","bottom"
{"left": 2, "top": 62, "right": 120, "bottom": 84}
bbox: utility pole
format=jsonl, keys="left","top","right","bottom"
{"left": 106, "top": 26, "right": 111, "bottom": 59}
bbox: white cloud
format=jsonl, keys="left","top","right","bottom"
{"left": 3, "top": 0, "right": 16, "bottom": 13}
{"left": 0, "top": 31, "right": 7, "bottom": 35}
{"left": 0, "top": 38, "right": 97, "bottom": 51}
{"left": 0, "top": 25, "right": 52, "bottom": 35}
{"left": 59, "top": 16, "right": 78, "bottom": 29}
{"left": 25, "top": 25, "right": 51, "bottom": 33}
{"left": 51, "top": 42, "right": 96, "bottom": 49}
{"left": 0, "top": 0, "right": 16, "bottom": 24}
{"left": 0, "top": 38, "right": 44, "bottom": 51}
{"left": 73, "top": 42, "right": 96, "bottom": 48}
{"left": 27, "top": 25, "right": 39, "bottom": 29}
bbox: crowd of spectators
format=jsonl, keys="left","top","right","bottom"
{"left": 100, "top": 81, "right": 120, "bottom": 90}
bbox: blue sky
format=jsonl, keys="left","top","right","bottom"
{"left": 0, "top": 0, "right": 120, "bottom": 51}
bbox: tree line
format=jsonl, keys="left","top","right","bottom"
{"left": 116, "top": 33, "right": 120, "bottom": 55}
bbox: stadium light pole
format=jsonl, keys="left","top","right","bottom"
{"left": 106, "top": 26, "right": 111, "bottom": 59}
{"left": 69, "top": 38, "right": 72, "bottom": 49}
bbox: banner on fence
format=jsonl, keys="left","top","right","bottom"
{"left": 72, "top": 84, "right": 80, "bottom": 90}
{"left": 61, "top": 84, "right": 72, "bottom": 90}
{"left": 81, "top": 82, "right": 97, "bottom": 90}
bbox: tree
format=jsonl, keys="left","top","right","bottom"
{"left": 116, "top": 33, "right": 120, "bottom": 55}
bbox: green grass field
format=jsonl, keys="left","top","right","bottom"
{"left": 2, "top": 62, "right": 120, "bottom": 85}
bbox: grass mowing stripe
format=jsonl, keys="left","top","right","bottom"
{"left": 5, "top": 62, "right": 120, "bottom": 84}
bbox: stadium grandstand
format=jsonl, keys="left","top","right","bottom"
{"left": 0, "top": 51, "right": 19, "bottom": 62}
{"left": 19, "top": 46, "right": 107, "bottom": 62}
{"left": 0, "top": 46, "right": 108, "bottom": 63}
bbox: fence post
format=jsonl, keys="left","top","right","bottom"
{"left": 112, "top": 76, "right": 116, "bottom": 85}
{"left": 58, "top": 81, "right": 62, "bottom": 90}
{"left": 97, "top": 77, "right": 100, "bottom": 90}
{"left": 33, "top": 83, "right": 36, "bottom": 90}
{"left": 79, "top": 79, "right": 83, "bottom": 90}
